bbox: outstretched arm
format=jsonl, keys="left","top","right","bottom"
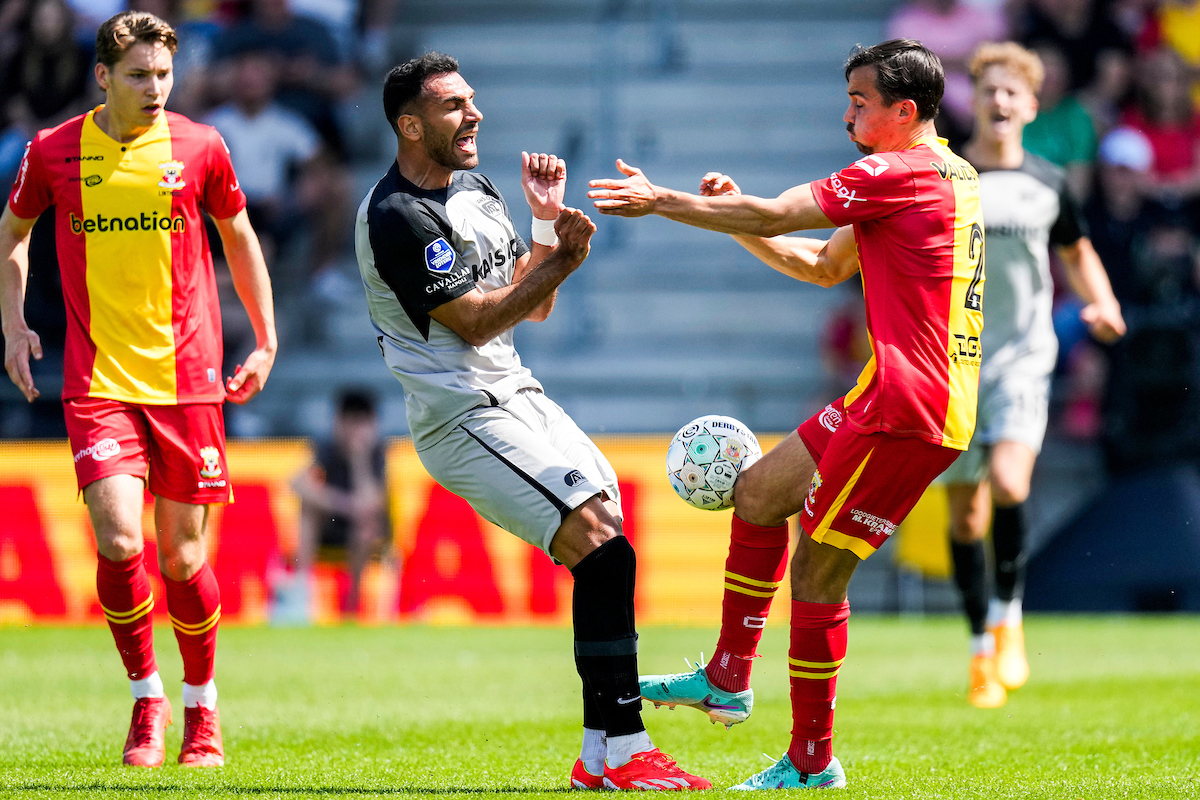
{"left": 1056, "top": 236, "right": 1126, "bottom": 344}
{"left": 0, "top": 204, "right": 41, "bottom": 401}
{"left": 588, "top": 159, "right": 834, "bottom": 237}
{"left": 213, "top": 209, "right": 278, "bottom": 404}
{"left": 700, "top": 172, "right": 859, "bottom": 286}
{"left": 429, "top": 208, "right": 596, "bottom": 347}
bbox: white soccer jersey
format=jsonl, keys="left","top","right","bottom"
{"left": 354, "top": 163, "right": 540, "bottom": 448}
{"left": 976, "top": 151, "right": 1085, "bottom": 384}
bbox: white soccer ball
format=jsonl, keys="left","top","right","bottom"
{"left": 666, "top": 415, "right": 763, "bottom": 510}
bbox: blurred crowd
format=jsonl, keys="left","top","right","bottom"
{"left": 881, "top": 0, "right": 1200, "bottom": 472}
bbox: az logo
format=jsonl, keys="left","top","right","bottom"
{"left": 853, "top": 154, "right": 890, "bottom": 177}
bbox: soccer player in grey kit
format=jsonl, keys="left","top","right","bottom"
{"left": 353, "top": 53, "right": 709, "bottom": 790}
{"left": 944, "top": 42, "right": 1125, "bottom": 707}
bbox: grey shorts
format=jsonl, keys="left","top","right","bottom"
{"left": 416, "top": 388, "right": 621, "bottom": 554}
{"left": 939, "top": 372, "right": 1050, "bottom": 485}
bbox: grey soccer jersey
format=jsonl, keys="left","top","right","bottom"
{"left": 976, "top": 152, "right": 1085, "bottom": 383}
{"left": 354, "top": 163, "right": 540, "bottom": 448}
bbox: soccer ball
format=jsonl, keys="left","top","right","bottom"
{"left": 666, "top": 415, "right": 762, "bottom": 510}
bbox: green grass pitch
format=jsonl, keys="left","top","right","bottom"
{"left": 1, "top": 616, "right": 1197, "bottom": 799}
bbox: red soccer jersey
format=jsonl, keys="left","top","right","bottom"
{"left": 811, "top": 137, "right": 985, "bottom": 450}
{"left": 8, "top": 107, "right": 247, "bottom": 404}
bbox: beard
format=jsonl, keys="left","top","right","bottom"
{"left": 424, "top": 125, "right": 479, "bottom": 171}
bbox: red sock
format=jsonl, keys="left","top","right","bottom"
{"left": 706, "top": 516, "right": 789, "bottom": 693}
{"left": 96, "top": 552, "right": 158, "bottom": 680}
{"left": 163, "top": 562, "right": 221, "bottom": 685}
{"left": 787, "top": 600, "right": 850, "bottom": 774}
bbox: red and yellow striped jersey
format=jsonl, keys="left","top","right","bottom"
{"left": 8, "top": 107, "right": 246, "bottom": 404}
{"left": 811, "top": 137, "right": 985, "bottom": 450}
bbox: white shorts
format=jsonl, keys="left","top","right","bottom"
{"left": 939, "top": 372, "right": 1050, "bottom": 485}
{"left": 416, "top": 388, "right": 621, "bottom": 554}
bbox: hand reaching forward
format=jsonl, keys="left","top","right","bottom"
{"left": 700, "top": 172, "right": 742, "bottom": 197}
{"left": 522, "top": 151, "right": 566, "bottom": 220}
{"left": 553, "top": 207, "right": 596, "bottom": 265}
{"left": 588, "top": 159, "right": 658, "bottom": 216}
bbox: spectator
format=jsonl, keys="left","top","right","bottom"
{"left": 286, "top": 388, "right": 392, "bottom": 621}
{"left": 206, "top": 48, "right": 354, "bottom": 297}
{"left": 1084, "top": 126, "right": 1161, "bottom": 304}
{"left": 1022, "top": 43, "right": 1098, "bottom": 200}
{"left": 0, "top": 0, "right": 96, "bottom": 137}
{"left": 1120, "top": 47, "right": 1200, "bottom": 210}
{"left": 210, "top": 0, "right": 357, "bottom": 158}
{"left": 1147, "top": 0, "right": 1200, "bottom": 108}
{"left": 1015, "top": 0, "right": 1131, "bottom": 92}
{"left": 886, "top": 0, "right": 1009, "bottom": 148}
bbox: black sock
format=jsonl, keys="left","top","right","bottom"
{"left": 992, "top": 504, "right": 1026, "bottom": 603}
{"left": 950, "top": 539, "right": 988, "bottom": 636}
{"left": 571, "top": 536, "right": 644, "bottom": 737}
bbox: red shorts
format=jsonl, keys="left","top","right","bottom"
{"left": 63, "top": 397, "right": 231, "bottom": 504}
{"left": 796, "top": 397, "right": 959, "bottom": 559}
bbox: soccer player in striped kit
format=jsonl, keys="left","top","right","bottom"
{"left": 590, "top": 40, "right": 984, "bottom": 789}
{"left": 0, "top": 12, "right": 276, "bottom": 767}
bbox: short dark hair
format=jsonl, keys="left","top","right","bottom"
{"left": 96, "top": 11, "right": 177, "bottom": 68}
{"left": 337, "top": 388, "right": 377, "bottom": 418}
{"left": 844, "top": 39, "right": 944, "bottom": 122}
{"left": 382, "top": 52, "right": 459, "bottom": 134}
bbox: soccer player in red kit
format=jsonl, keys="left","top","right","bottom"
{"left": 589, "top": 39, "right": 984, "bottom": 789}
{"left": 0, "top": 12, "right": 276, "bottom": 767}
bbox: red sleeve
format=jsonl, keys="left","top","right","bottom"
{"left": 7, "top": 135, "right": 53, "bottom": 220}
{"left": 202, "top": 127, "right": 247, "bottom": 220}
{"left": 810, "top": 153, "right": 914, "bottom": 227}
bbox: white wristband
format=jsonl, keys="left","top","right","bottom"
{"left": 531, "top": 216, "right": 558, "bottom": 247}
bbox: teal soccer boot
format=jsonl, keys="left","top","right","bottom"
{"left": 730, "top": 754, "right": 846, "bottom": 790}
{"left": 638, "top": 657, "right": 753, "bottom": 728}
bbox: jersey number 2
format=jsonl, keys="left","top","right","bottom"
{"left": 964, "top": 222, "right": 984, "bottom": 312}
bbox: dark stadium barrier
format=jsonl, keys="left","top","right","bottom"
{"left": 1025, "top": 463, "right": 1200, "bottom": 612}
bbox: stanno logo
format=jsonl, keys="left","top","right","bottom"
{"left": 70, "top": 211, "right": 185, "bottom": 234}
{"left": 853, "top": 154, "right": 890, "bottom": 176}
{"left": 158, "top": 160, "right": 186, "bottom": 189}
{"left": 75, "top": 438, "right": 120, "bottom": 463}
{"left": 64, "top": 154, "right": 105, "bottom": 163}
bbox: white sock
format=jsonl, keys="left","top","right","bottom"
{"left": 130, "top": 671, "right": 164, "bottom": 700}
{"left": 970, "top": 631, "right": 995, "bottom": 657}
{"left": 987, "top": 597, "right": 1022, "bottom": 629}
{"left": 580, "top": 728, "right": 607, "bottom": 776}
{"left": 605, "top": 730, "right": 653, "bottom": 769}
{"left": 182, "top": 679, "right": 217, "bottom": 709}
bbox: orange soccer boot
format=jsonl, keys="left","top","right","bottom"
{"left": 992, "top": 622, "right": 1030, "bottom": 690}
{"left": 968, "top": 653, "right": 1007, "bottom": 708}
{"left": 178, "top": 705, "right": 225, "bottom": 767}
{"left": 122, "top": 696, "right": 172, "bottom": 767}
{"left": 603, "top": 749, "right": 712, "bottom": 791}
